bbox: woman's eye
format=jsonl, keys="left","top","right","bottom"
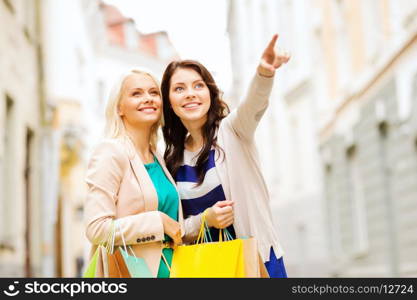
{"left": 195, "top": 83, "right": 204, "bottom": 88}
{"left": 132, "top": 92, "right": 141, "bottom": 96}
{"left": 174, "top": 86, "right": 183, "bottom": 92}
{"left": 150, "top": 91, "right": 159, "bottom": 96}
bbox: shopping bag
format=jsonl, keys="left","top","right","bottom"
{"left": 103, "top": 221, "right": 131, "bottom": 278}
{"left": 83, "top": 219, "right": 152, "bottom": 278}
{"left": 82, "top": 247, "right": 100, "bottom": 278}
{"left": 82, "top": 244, "right": 110, "bottom": 278}
{"left": 100, "top": 245, "right": 109, "bottom": 277}
{"left": 170, "top": 212, "right": 245, "bottom": 278}
{"left": 170, "top": 239, "right": 244, "bottom": 277}
{"left": 241, "top": 237, "right": 269, "bottom": 278}
{"left": 119, "top": 248, "right": 153, "bottom": 278}
{"left": 241, "top": 237, "right": 259, "bottom": 277}
{"left": 94, "top": 245, "right": 104, "bottom": 277}
{"left": 83, "top": 220, "right": 130, "bottom": 278}
{"left": 83, "top": 220, "right": 115, "bottom": 278}
{"left": 106, "top": 249, "right": 131, "bottom": 278}
{"left": 115, "top": 220, "right": 153, "bottom": 278}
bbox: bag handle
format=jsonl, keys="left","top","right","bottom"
{"left": 114, "top": 220, "right": 140, "bottom": 259}
{"left": 103, "top": 220, "right": 115, "bottom": 253}
{"left": 197, "top": 210, "right": 212, "bottom": 244}
{"left": 115, "top": 219, "right": 172, "bottom": 273}
{"left": 161, "top": 249, "right": 171, "bottom": 273}
{"left": 197, "top": 210, "right": 233, "bottom": 244}
{"left": 219, "top": 227, "right": 234, "bottom": 242}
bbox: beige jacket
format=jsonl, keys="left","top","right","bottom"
{"left": 181, "top": 72, "right": 284, "bottom": 262}
{"left": 84, "top": 136, "right": 185, "bottom": 277}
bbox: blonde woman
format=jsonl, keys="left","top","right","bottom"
{"left": 84, "top": 68, "right": 184, "bottom": 278}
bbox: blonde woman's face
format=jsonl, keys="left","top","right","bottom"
{"left": 118, "top": 73, "right": 162, "bottom": 127}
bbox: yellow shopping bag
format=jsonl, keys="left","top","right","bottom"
{"left": 170, "top": 212, "right": 245, "bottom": 278}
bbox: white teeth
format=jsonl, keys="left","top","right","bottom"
{"left": 184, "top": 103, "right": 199, "bottom": 108}
{"left": 140, "top": 108, "right": 156, "bottom": 112}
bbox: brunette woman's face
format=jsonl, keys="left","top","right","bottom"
{"left": 168, "top": 68, "right": 211, "bottom": 126}
{"left": 118, "top": 73, "right": 162, "bottom": 127}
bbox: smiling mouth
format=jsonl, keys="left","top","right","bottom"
{"left": 138, "top": 107, "right": 157, "bottom": 112}
{"left": 182, "top": 103, "right": 201, "bottom": 109}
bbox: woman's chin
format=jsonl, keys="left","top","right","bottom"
{"left": 133, "top": 116, "right": 161, "bottom": 127}
{"left": 179, "top": 111, "right": 207, "bottom": 122}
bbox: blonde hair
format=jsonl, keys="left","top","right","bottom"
{"left": 104, "top": 67, "right": 162, "bottom": 151}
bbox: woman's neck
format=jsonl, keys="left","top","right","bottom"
{"left": 181, "top": 117, "right": 207, "bottom": 151}
{"left": 184, "top": 124, "right": 204, "bottom": 152}
{"left": 124, "top": 123, "right": 154, "bottom": 163}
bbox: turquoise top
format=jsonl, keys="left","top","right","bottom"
{"left": 144, "top": 157, "right": 179, "bottom": 278}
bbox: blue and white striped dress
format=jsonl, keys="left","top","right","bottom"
{"left": 175, "top": 148, "right": 236, "bottom": 241}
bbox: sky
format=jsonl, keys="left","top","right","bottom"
{"left": 102, "top": 0, "right": 232, "bottom": 94}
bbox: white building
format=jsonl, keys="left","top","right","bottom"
{"left": 317, "top": 0, "right": 417, "bottom": 277}
{"left": 227, "top": 0, "right": 332, "bottom": 277}
{"left": 41, "top": 0, "right": 178, "bottom": 277}
{"left": 0, "top": 0, "right": 46, "bottom": 277}
{"left": 1, "top": 0, "right": 178, "bottom": 277}
{"left": 228, "top": 0, "right": 417, "bottom": 277}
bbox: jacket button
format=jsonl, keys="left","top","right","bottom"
{"left": 146, "top": 236, "right": 151, "bottom": 241}
{"left": 141, "top": 238, "right": 147, "bottom": 242}
{"left": 137, "top": 238, "right": 141, "bottom": 243}
{"left": 151, "top": 235, "right": 155, "bottom": 240}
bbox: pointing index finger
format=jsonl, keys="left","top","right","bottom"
{"left": 266, "top": 34, "right": 279, "bottom": 51}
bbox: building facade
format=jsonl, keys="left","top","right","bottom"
{"left": 227, "top": 0, "right": 417, "bottom": 277}
{"left": 1, "top": 0, "right": 178, "bottom": 277}
{"left": 319, "top": 0, "right": 417, "bottom": 277}
{"left": 227, "top": 0, "right": 330, "bottom": 277}
{"left": 0, "top": 0, "right": 46, "bottom": 277}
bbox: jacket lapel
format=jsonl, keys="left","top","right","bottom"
{"left": 123, "top": 137, "right": 159, "bottom": 212}
{"left": 154, "top": 152, "right": 185, "bottom": 237}
{"left": 214, "top": 131, "right": 231, "bottom": 200}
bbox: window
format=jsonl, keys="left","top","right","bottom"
{"left": 123, "top": 21, "right": 138, "bottom": 50}
{"left": 412, "top": 72, "right": 417, "bottom": 117}
{"left": 1, "top": 95, "right": 15, "bottom": 250}
{"left": 290, "top": 115, "right": 303, "bottom": 190}
{"left": 397, "top": 72, "right": 415, "bottom": 121}
{"left": 76, "top": 49, "right": 85, "bottom": 87}
{"left": 325, "top": 163, "right": 342, "bottom": 260}
{"left": 378, "top": 119, "right": 400, "bottom": 276}
{"left": 279, "top": 0, "right": 296, "bottom": 73}
{"left": 346, "top": 145, "right": 369, "bottom": 256}
{"left": 74, "top": 205, "right": 84, "bottom": 222}
{"left": 24, "top": 128, "right": 34, "bottom": 277}
{"left": 312, "top": 26, "right": 330, "bottom": 123}
{"left": 97, "top": 80, "right": 105, "bottom": 110}
{"left": 389, "top": 0, "right": 417, "bottom": 35}
{"left": 362, "top": 0, "right": 383, "bottom": 64}
{"left": 3, "top": 0, "right": 14, "bottom": 14}
{"left": 0, "top": 101, "right": 4, "bottom": 242}
{"left": 22, "top": 0, "right": 36, "bottom": 42}
{"left": 331, "top": 0, "right": 352, "bottom": 89}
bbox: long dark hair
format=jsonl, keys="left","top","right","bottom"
{"left": 161, "top": 60, "right": 229, "bottom": 186}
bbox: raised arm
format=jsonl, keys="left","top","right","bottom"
{"left": 228, "top": 34, "right": 290, "bottom": 141}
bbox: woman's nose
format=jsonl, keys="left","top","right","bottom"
{"left": 185, "top": 89, "right": 196, "bottom": 99}
{"left": 143, "top": 97, "right": 154, "bottom": 104}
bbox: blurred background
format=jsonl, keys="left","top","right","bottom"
{"left": 1, "top": 0, "right": 417, "bottom": 278}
